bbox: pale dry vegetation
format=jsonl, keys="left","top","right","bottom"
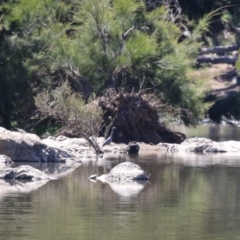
{"left": 35, "top": 82, "right": 105, "bottom": 154}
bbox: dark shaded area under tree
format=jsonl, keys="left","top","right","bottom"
{"left": 1, "top": 0, "right": 240, "bottom": 144}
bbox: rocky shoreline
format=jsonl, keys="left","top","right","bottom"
{"left": 1, "top": 126, "right": 240, "bottom": 163}
{"left": 1, "top": 126, "right": 240, "bottom": 180}
{"left": 1, "top": 126, "right": 240, "bottom": 197}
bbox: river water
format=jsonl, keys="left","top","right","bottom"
{"left": 1, "top": 124, "right": 240, "bottom": 240}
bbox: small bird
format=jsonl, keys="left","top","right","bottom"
{"left": 102, "top": 127, "right": 116, "bottom": 147}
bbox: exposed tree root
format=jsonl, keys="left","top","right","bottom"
{"left": 98, "top": 90, "right": 186, "bottom": 144}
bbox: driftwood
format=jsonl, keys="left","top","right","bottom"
{"left": 200, "top": 45, "right": 239, "bottom": 55}
{"left": 197, "top": 44, "right": 239, "bottom": 64}
{"left": 197, "top": 56, "right": 238, "bottom": 64}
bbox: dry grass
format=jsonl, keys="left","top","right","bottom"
{"left": 206, "top": 64, "right": 236, "bottom": 89}
{"left": 194, "top": 63, "right": 238, "bottom": 94}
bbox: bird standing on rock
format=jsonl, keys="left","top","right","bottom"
{"left": 102, "top": 127, "right": 116, "bottom": 147}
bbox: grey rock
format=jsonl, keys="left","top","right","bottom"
{"left": 158, "top": 137, "right": 240, "bottom": 153}
{"left": 0, "top": 165, "right": 51, "bottom": 180}
{"left": 0, "top": 127, "right": 97, "bottom": 162}
{"left": 0, "top": 155, "right": 13, "bottom": 164}
{"left": 96, "top": 162, "right": 149, "bottom": 183}
{"left": 0, "top": 127, "right": 59, "bottom": 162}
{"left": 91, "top": 162, "right": 149, "bottom": 197}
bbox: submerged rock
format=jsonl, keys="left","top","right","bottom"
{"left": 0, "top": 165, "right": 51, "bottom": 181}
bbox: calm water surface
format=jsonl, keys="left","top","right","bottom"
{"left": 1, "top": 125, "right": 240, "bottom": 240}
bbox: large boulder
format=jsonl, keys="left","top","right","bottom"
{"left": 158, "top": 137, "right": 240, "bottom": 153}
{"left": 0, "top": 127, "right": 99, "bottom": 162}
{"left": 93, "top": 162, "right": 149, "bottom": 183}
{"left": 90, "top": 162, "right": 149, "bottom": 197}
{"left": 0, "top": 127, "right": 58, "bottom": 161}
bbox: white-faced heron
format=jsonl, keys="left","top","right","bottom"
{"left": 102, "top": 127, "right": 116, "bottom": 147}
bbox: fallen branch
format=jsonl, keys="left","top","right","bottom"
{"left": 200, "top": 45, "right": 240, "bottom": 55}
{"left": 24, "top": 116, "right": 49, "bottom": 132}
{"left": 197, "top": 56, "right": 238, "bottom": 64}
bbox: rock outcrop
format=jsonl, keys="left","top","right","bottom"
{"left": 158, "top": 137, "right": 240, "bottom": 153}
{"left": 0, "top": 127, "right": 60, "bottom": 162}
{"left": 0, "top": 127, "right": 100, "bottom": 162}
{"left": 3, "top": 126, "right": 240, "bottom": 164}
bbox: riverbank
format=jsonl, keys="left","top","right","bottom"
{"left": 1, "top": 125, "right": 240, "bottom": 164}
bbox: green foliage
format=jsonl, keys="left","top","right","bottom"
{"left": 66, "top": 0, "right": 212, "bottom": 124}
{"left": 0, "top": 0, "right": 217, "bottom": 129}
{"left": 179, "top": 0, "right": 239, "bottom": 21}
{"left": 0, "top": 0, "right": 74, "bottom": 128}
{"left": 236, "top": 57, "right": 240, "bottom": 76}
{"left": 179, "top": 0, "right": 240, "bottom": 45}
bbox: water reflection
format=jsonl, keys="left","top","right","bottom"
{"left": 12, "top": 161, "right": 81, "bottom": 178}
{"left": 0, "top": 179, "right": 49, "bottom": 201}
{"left": 179, "top": 124, "right": 240, "bottom": 141}
{"left": 1, "top": 158, "right": 240, "bottom": 239}
{"left": 0, "top": 161, "right": 81, "bottom": 204}
{"left": 107, "top": 180, "right": 148, "bottom": 198}
{"left": 1, "top": 124, "right": 240, "bottom": 239}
